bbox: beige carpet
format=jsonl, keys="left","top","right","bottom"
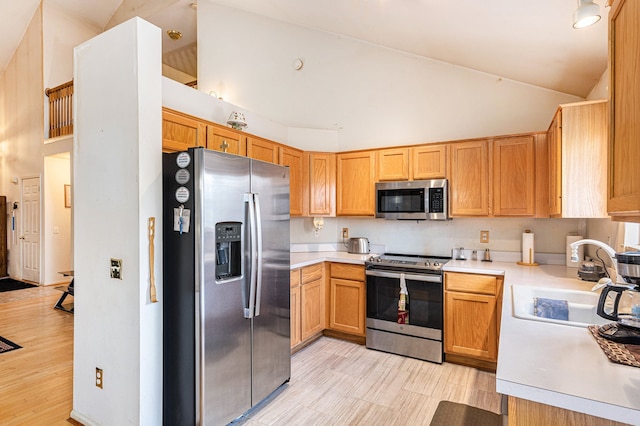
{"left": 430, "top": 400, "right": 502, "bottom": 426}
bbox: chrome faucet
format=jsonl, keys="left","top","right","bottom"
{"left": 569, "top": 239, "right": 619, "bottom": 283}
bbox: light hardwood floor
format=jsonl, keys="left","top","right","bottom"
{"left": 0, "top": 286, "right": 74, "bottom": 425}
{"left": 0, "top": 288, "right": 501, "bottom": 425}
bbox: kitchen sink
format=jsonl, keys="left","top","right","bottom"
{"left": 511, "top": 285, "right": 609, "bottom": 328}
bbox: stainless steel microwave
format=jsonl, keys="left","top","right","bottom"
{"left": 375, "top": 179, "right": 449, "bottom": 220}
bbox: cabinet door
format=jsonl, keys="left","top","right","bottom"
{"left": 301, "top": 278, "right": 324, "bottom": 340}
{"left": 548, "top": 111, "right": 562, "bottom": 216}
{"left": 162, "top": 109, "right": 207, "bottom": 152}
{"left": 247, "top": 136, "right": 280, "bottom": 164}
{"left": 609, "top": 0, "right": 640, "bottom": 218}
{"left": 290, "top": 269, "right": 301, "bottom": 348}
{"left": 336, "top": 151, "right": 376, "bottom": 216}
{"left": 492, "top": 136, "right": 535, "bottom": 216}
{"left": 377, "top": 148, "right": 409, "bottom": 181}
{"left": 307, "top": 153, "right": 336, "bottom": 216}
{"left": 411, "top": 144, "right": 448, "bottom": 180}
{"left": 449, "top": 140, "right": 489, "bottom": 216}
{"left": 206, "top": 124, "right": 246, "bottom": 156}
{"left": 329, "top": 278, "right": 365, "bottom": 336}
{"left": 290, "top": 284, "right": 301, "bottom": 348}
{"left": 444, "top": 291, "right": 497, "bottom": 361}
{"left": 562, "top": 102, "right": 608, "bottom": 218}
{"left": 280, "top": 147, "right": 304, "bottom": 217}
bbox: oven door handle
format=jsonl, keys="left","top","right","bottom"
{"left": 365, "top": 269, "right": 442, "bottom": 283}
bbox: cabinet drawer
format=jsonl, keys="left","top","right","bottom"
{"left": 290, "top": 269, "right": 301, "bottom": 288}
{"left": 445, "top": 272, "right": 497, "bottom": 295}
{"left": 301, "top": 263, "right": 323, "bottom": 284}
{"left": 330, "top": 263, "right": 365, "bottom": 281}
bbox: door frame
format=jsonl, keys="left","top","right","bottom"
{"left": 20, "top": 175, "right": 42, "bottom": 284}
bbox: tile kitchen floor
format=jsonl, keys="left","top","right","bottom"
{"left": 240, "top": 337, "right": 502, "bottom": 425}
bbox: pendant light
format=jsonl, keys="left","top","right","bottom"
{"left": 573, "top": 0, "right": 601, "bottom": 29}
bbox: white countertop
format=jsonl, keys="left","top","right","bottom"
{"left": 290, "top": 251, "right": 371, "bottom": 269}
{"left": 445, "top": 259, "right": 640, "bottom": 425}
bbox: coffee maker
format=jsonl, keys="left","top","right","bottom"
{"left": 596, "top": 251, "right": 640, "bottom": 344}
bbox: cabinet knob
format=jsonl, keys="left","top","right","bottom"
{"left": 220, "top": 140, "right": 229, "bottom": 152}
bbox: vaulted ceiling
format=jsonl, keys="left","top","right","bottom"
{"left": 0, "top": 0, "right": 609, "bottom": 98}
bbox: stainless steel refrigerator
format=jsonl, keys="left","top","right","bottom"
{"left": 163, "top": 147, "right": 291, "bottom": 425}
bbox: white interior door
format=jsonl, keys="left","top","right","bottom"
{"left": 21, "top": 177, "right": 40, "bottom": 283}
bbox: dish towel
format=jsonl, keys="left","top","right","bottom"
{"left": 533, "top": 297, "right": 569, "bottom": 321}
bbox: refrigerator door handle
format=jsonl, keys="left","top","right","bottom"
{"left": 244, "top": 193, "right": 257, "bottom": 319}
{"left": 254, "top": 193, "right": 263, "bottom": 317}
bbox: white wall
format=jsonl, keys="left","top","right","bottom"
{"left": 43, "top": 154, "right": 71, "bottom": 285}
{"left": 43, "top": 2, "right": 101, "bottom": 89}
{"left": 43, "top": 2, "right": 102, "bottom": 138}
{"left": 587, "top": 69, "right": 609, "bottom": 101}
{"left": 0, "top": 5, "right": 44, "bottom": 279}
{"left": 72, "top": 18, "right": 162, "bottom": 425}
{"left": 292, "top": 217, "right": 584, "bottom": 257}
{"left": 198, "top": 3, "right": 583, "bottom": 152}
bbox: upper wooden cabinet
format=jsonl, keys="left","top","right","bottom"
{"left": 492, "top": 136, "right": 535, "bottom": 216}
{"left": 377, "top": 148, "right": 409, "bottom": 181}
{"left": 336, "top": 151, "right": 376, "bottom": 216}
{"left": 304, "top": 152, "right": 336, "bottom": 217}
{"left": 548, "top": 113, "right": 562, "bottom": 216}
{"left": 247, "top": 136, "right": 280, "bottom": 164}
{"left": 608, "top": 0, "right": 640, "bottom": 220}
{"left": 548, "top": 101, "right": 608, "bottom": 218}
{"left": 206, "top": 123, "right": 246, "bottom": 156}
{"left": 449, "top": 140, "right": 489, "bottom": 216}
{"left": 162, "top": 109, "right": 207, "bottom": 152}
{"left": 411, "top": 144, "right": 448, "bottom": 180}
{"left": 280, "top": 146, "right": 305, "bottom": 217}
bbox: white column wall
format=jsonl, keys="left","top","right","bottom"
{"left": 72, "top": 17, "right": 162, "bottom": 425}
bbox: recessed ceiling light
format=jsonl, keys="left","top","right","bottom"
{"left": 167, "top": 30, "right": 183, "bottom": 40}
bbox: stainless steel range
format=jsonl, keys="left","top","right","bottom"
{"left": 365, "top": 253, "right": 450, "bottom": 363}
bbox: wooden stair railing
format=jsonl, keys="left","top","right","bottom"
{"left": 45, "top": 80, "right": 74, "bottom": 138}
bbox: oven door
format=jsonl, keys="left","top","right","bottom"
{"left": 365, "top": 269, "right": 442, "bottom": 331}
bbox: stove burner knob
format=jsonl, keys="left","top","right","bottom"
{"left": 424, "top": 261, "right": 431, "bottom": 266}
{"left": 376, "top": 257, "right": 382, "bottom": 263}
{"left": 434, "top": 261, "right": 440, "bottom": 267}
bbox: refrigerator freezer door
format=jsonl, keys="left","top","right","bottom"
{"left": 250, "top": 159, "right": 291, "bottom": 405}
{"left": 200, "top": 150, "right": 252, "bottom": 425}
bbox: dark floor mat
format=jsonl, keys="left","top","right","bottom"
{"left": 0, "top": 278, "right": 37, "bottom": 293}
{"left": 430, "top": 401, "right": 502, "bottom": 426}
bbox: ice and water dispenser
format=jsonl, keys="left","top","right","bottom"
{"left": 215, "top": 222, "right": 242, "bottom": 280}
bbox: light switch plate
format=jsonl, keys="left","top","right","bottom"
{"left": 110, "top": 258, "right": 122, "bottom": 279}
{"left": 480, "top": 230, "right": 490, "bottom": 243}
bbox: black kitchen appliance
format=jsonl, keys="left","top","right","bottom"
{"left": 365, "top": 253, "right": 450, "bottom": 363}
{"left": 596, "top": 252, "right": 640, "bottom": 344}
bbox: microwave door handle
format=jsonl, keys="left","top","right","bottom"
{"left": 365, "top": 269, "right": 442, "bottom": 283}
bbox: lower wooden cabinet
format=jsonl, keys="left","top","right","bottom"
{"left": 444, "top": 271, "right": 503, "bottom": 370}
{"left": 290, "top": 263, "right": 325, "bottom": 350}
{"left": 329, "top": 263, "right": 366, "bottom": 337}
{"left": 290, "top": 271, "right": 301, "bottom": 348}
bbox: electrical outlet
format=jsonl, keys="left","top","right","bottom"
{"left": 110, "top": 258, "right": 122, "bottom": 279}
{"left": 96, "top": 368, "right": 103, "bottom": 389}
{"left": 342, "top": 228, "right": 349, "bottom": 239}
{"left": 480, "top": 230, "right": 490, "bottom": 243}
